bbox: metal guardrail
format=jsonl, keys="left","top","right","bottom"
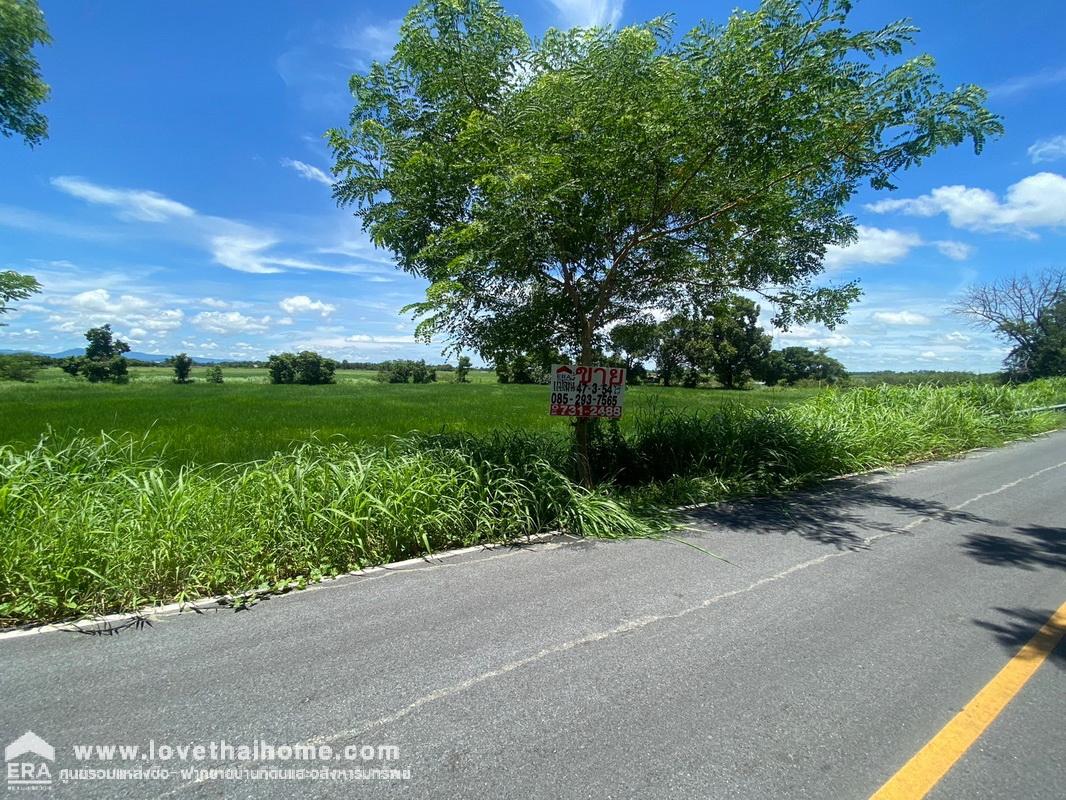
{"left": 1016, "top": 403, "right": 1066, "bottom": 413}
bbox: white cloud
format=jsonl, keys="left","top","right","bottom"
{"left": 823, "top": 226, "right": 923, "bottom": 269}
{"left": 209, "top": 234, "right": 284, "bottom": 275}
{"left": 192, "top": 311, "right": 271, "bottom": 334}
{"left": 548, "top": 0, "right": 623, "bottom": 28}
{"left": 865, "top": 173, "right": 1066, "bottom": 236}
{"left": 200, "top": 297, "right": 231, "bottom": 309}
{"left": 919, "top": 350, "right": 939, "bottom": 359}
{"left": 340, "top": 19, "right": 402, "bottom": 60}
{"left": 775, "top": 326, "right": 855, "bottom": 348}
{"left": 281, "top": 158, "right": 333, "bottom": 186}
{"left": 279, "top": 295, "right": 336, "bottom": 316}
{"left": 989, "top": 66, "right": 1066, "bottom": 99}
{"left": 1028, "top": 135, "right": 1066, "bottom": 164}
{"left": 933, "top": 240, "right": 973, "bottom": 261}
{"left": 946, "top": 331, "right": 970, "bottom": 343}
{"left": 872, "top": 310, "right": 931, "bottom": 326}
{"left": 51, "top": 176, "right": 195, "bottom": 222}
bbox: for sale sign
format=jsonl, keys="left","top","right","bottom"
{"left": 549, "top": 365, "right": 626, "bottom": 419}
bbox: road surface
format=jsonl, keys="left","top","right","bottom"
{"left": 1, "top": 431, "right": 1064, "bottom": 799}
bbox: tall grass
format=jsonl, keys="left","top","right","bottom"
{"left": 1, "top": 379, "right": 1063, "bottom": 625}
{"left": 0, "top": 435, "right": 645, "bottom": 625}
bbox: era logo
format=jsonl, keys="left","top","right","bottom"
{"left": 5, "top": 731, "right": 54, "bottom": 789}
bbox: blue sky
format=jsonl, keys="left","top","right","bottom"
{"left": 1, "top": 0, "right": 1065, "bottom": 371}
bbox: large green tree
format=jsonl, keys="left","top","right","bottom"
{"left": 332, "top": 0, "right": 999, "bottom": 364}
{"left": 331, "top": 0, "right": 1000, "bottom": 478}
{"left": 0, "top": 0, "right": 50, "bottom": 146}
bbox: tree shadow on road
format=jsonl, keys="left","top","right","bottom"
{"left": 687, "top": 478, "right": 995, "bottom": 550}
{"left": 960, "top": 526, "right": 1066, "bottom": 571}
{"left": 973, "top": 606, "right": 1066, "bottom": 670}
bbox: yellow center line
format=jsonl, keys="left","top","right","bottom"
{"left": 870, "top": 600, "right": 1066, "bottom": 800}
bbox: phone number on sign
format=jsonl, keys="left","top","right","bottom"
{"left": 550, "top": 404, "right": 623, "bottom": 418}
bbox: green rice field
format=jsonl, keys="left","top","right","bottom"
{"left": 0, "top": 366, "right": 819, "bottom": 465}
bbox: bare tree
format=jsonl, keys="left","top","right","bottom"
{"left": 954, "top": 268, "right": 1066, "bottom": 377}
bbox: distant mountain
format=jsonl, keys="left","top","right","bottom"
{"left": 0, "top": 348, "right": 228, "bottom": 364}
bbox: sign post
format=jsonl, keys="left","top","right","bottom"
{"left": 549, "top": 365, "right": 626, "bottom": 419}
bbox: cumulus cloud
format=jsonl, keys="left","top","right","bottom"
{"left": 872, "top": 310, "right": 931, "bottom": 326}
{"left": 51, "top": 176, "right": 195, "bottom": 222}
{"left": 547, "top": 0, "right": 623, "bottom": 28}
{"left": 199, "top": 297, "right": 231, "bottom": 309}
{"left": 281, "top": 158, "right": 333, "bottom": 186}
{"left": 192, "top": 311, "right": 271, "bottom": 334}
{"left": 865, "top": 172, "right": 1066, "bottom": 236}
{"left": 823, "top": 226, "right": 923, "bottom": 269}
{"left": 945, "top": 331, "right": 971, "bottom": 343}
{"left": 1028, "top": 135, "right": 1066, "bottom": 164}
{"left": 279, "top": 295, "right": 336, "bottom": 316}
{"left": 933, "top": 240, "right": 974, "bottom": 261}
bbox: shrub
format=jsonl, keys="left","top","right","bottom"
{"left": 205, "top": 365, "right": 224, "bottom": 384}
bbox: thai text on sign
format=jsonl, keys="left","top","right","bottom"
{"left": 549, "top": 365, "right": 626, "bottom": 418}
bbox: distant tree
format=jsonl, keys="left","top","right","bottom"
{"left": 205, "top": 365, "right": 224, "bottom": 384}
{"left": 0, "top": 353, "right": 38, "bottom": 381}
{"left": 375, "top": 359, "right": 436, "bottom": 384}
{"left": 172, "top": 353, "right": 193, "bottom": 384}
{"left": 455, "top": 355, "right": 472, "bottom": 381}
{"left": 609, "top": 318, "right": 659, "bottom": 372}
{"left": 455, "top": 354, "right": 472, "bottom": 383}
{"left": 762, "top": 346, "right": 848, "bottom": 386}
{"left": 268, "top": 351, "right": 337, "bottom": 385}
{"left": 654, "top": 315, "right": 711, "bottom": 387}
{"left": 704, "top": 296, "right": 772, "bottom": 390}
{"left": 0, "top": 0, "right": 51, "bottom": 146}
{"left": 955, "top": 269, "right": 1066, "bottom": 380}
{"left": 0, "top": 270, "right": 41, "bottom": 323}
{"left": 61, "top": 324, "right": 129, "bottom": 383}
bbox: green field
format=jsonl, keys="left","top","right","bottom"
{"left": 0, "top": 367, "right": 819, "bottom": 465}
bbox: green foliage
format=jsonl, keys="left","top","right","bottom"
{"left": 205, "top": 365, "right": 224, "bottom": 384}
{"left": 762, "top": 346, "right": 848, "bottom": 386}
{"left": 268, "top": 351, "right": 337, "bottom": 385}
{"left": 331, "top": 0, "right": 1000, "bottom": 366}
{"left": 1015, "top": 295, "right": 1066, "bottom": 380}
{"left": 455, "top": 355, "right": 472, "bottom": 383}
{"left": 61, "top": 324, "right": 130, "bottom": 384}
{"left": 0, "top": 270, "right": 41, "bottom": 322}
{"left": 0, "top": 0, "right": 50, "bottom": 146}
{"left": 171, "top": 353, "right": 193, "bottom": 384}
{"left": 375, "top": 359, "right": 437, "bottom": 384}
{"left": 0, "top": 353, "right": 38, "bottom": 382}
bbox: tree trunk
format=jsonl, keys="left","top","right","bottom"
{"left": 573, "top": 322, "right": 594, "bottom": 487}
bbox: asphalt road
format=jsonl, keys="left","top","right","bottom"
{"left": 1, "top": 431, "right": 1064, "bottom": 799}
